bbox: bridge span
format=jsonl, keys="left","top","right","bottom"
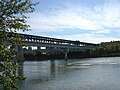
{"left": 8, "top": 32, "right": 99, "bottom": 61}
{"left": 20, "top": 33, "right": 98, "bottom": 47}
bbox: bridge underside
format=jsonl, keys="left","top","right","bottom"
{"left": 23, "top": 41, "right": 96, "bottom": 50}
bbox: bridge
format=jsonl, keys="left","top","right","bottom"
{"left": 20, "top": 33, "right": 98, "bottom": 47}
{"left": 8, "top": 32, "right": 99, "bottom": 61}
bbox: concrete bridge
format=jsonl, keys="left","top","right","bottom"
{"left": 9, "top": 33, "right": 99, "bottom": 61}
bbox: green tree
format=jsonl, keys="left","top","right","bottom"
{"left": 91, "top": 41, "right": 120, "bottom": 57}
{"left": 0, "top": 0, "right": 38, "bottom": 90}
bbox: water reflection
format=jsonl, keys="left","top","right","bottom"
{"left": 50, "top": 60, "right": 56, "bottom": 79}
{"left": 17, "top": 60, "right": 69, "bottom": 79}
{"left": 50, "top": 60, "right": 68, "bottom": 79}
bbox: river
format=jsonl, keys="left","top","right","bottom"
{"left": 18, "top": 57, "right": 120, "bottom": 90}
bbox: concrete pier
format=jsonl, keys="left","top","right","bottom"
{"left": 16, "top": 46, "right": 25, "bottom": 61}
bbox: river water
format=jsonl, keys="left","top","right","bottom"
{"left": 18, "top": 57, "right": 120, "bottom": 90}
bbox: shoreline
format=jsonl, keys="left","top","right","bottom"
{"left": 24, "top": 53, "right": 120, "bottom": 61}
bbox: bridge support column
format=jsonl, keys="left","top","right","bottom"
{"left": 16, "top": 46, "right": 25, "bottom": 61}
{"left": 65, "top": 52, "right": 68, "bottom": 61}
{"left": 37, "top": 46, "right": 41, "bottom": 51}
{"left": 28, "top": 46, "right": 32, "bottom": 51}
{"left": 64, "top": 49, "right": 69, "bottom": 61}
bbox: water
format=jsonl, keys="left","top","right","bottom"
{"left": 18, "top": 57, "right": 120, "bottom": 90}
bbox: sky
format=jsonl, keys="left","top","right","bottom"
{"left": 22, "top": 0, "right": 120, "bottom": 43}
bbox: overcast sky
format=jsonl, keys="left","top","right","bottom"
{"left": 22, "top": 0, "right": 120, "bottom": 43}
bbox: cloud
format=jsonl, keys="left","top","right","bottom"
{"left": 93, "top": 0, "right": 120, "bottom": 27}
{"left": 29, "top": 0, "right": 120, "bottom": 31}
{"left": 52, "top": 33, "right": 120, "bottom": 43}
{"left": 25, "top": 0, "right": 120, "bottom": 42}
{"left": 28, "top": 8, "right": 102, "bottom": 32}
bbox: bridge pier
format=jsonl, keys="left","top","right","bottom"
{"left": 65, "top": 52, "right": 68, "bottom": 61}
{"left": 37, "top": 46, "right": 41, "bottom": 51}
{"left": 16, "top": 46, "right": 25, "bottom": 61}
{"left": 64, "top": 49, "right": 69, "bottom": 61}
{"left": 28, "top": 46, "right": 32, "bottom": 51}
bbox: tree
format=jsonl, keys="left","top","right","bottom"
{"left": 91, "top": 41, "right": 120, "bottom": 57}
{"left": 0, "top": 0, "right": 38, "bottom": 90}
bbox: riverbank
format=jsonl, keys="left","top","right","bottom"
{"left": 24, "top": 51, "right": 120, "bottom": 61}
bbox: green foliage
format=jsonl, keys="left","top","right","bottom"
{"left": 0, "top": 0, "right": 38, "bottom": 90}
{"left": 91, "top": 41, "right": 120, "bottom": 57}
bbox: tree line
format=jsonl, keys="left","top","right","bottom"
{"left": 91, "top": 41, "right": 120, "bottom": 57}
